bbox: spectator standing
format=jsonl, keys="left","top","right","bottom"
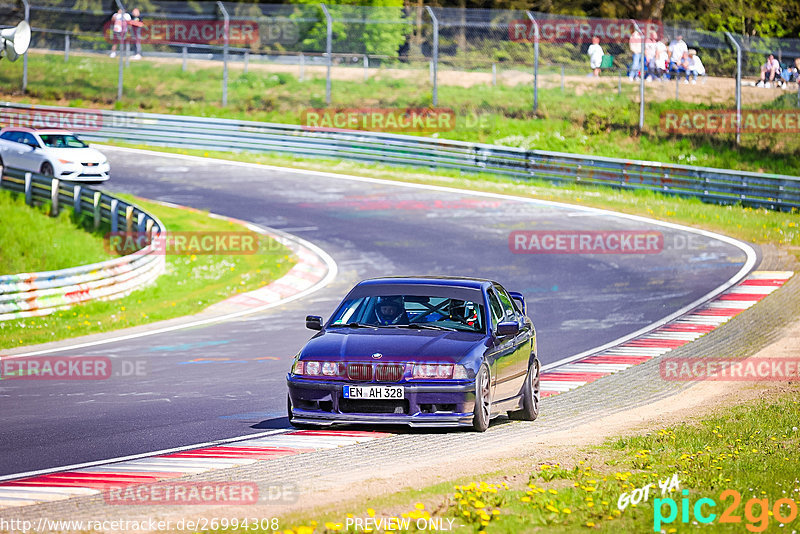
{"left": 628, "top": 29, "right": 643, "bottom": 80}
{"left": 129, "top": 8, "right": 144, "bottom": 60}
{"left": 687, "top": 49, "right": 705, "bottom": 83}
{"left": 587, "top": 36, "right": 604, "bottom": 77}
{"left": 109, "top": 8, "right": 130, "bottom": 58}
{"left": 757, "top": 53, "right": 781, "bottom": 87}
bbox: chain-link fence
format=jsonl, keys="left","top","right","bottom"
{"left": 0, "top": 1, "right": 799, "bottom": 144}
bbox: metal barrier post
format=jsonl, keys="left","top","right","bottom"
{"left": 425, "top": 6, "right": 438, "bottom": 106}
{"left": 93, "top": 191, "right": 101, "bottom": 230}
{"left": 492, "top": 63, "right": 496, "bottom": 86}
{"left": 631, "top": 20, "right": 645, "bottom": 133}
{"left": 561, "top": 65, "right": 564, "bottom": 91}
{"left": 125, "top": 205, "right": 134, "bottom": 233}
{"left": 21, "top": 0, "right": 29, "bottom": 93}
{"left": 182, "top": 46, "right": 187, "bottom": 71}
{"left": 725, "top": 32, "right": 742, "bottom": 146}
{"left": 244, "top": 50, "right": 249, "bottom": 74}
{"left": 73, "top": 185, "right": 82, "bottom": 214}
{"left": 110, "top": 198, "right": 119, "bottom": 233}
{"left": 217, "top": 1, "right": 230, "bottom": 107}
{"left": 50, "top": 178, "right": 59, "bottom": 216}
{"left": 321, "top": 4, "right": 332, "bottom": 106}
{"left": 64, "top": 34, "right": 69, "bottom": 62}
{"left": 299, "top": 52, "right": 305, "bottom": 81}
{"left": 363, "top": 55, "right": 368, "bottom": 81}
{"left": 526, "top": 12, "right": 539, "bottom": 112}
{"left": 24, "top": 172, "right": 31, "bottom": 205}
{"left": 675, "top": 71, "right": 679, "bottom": 100}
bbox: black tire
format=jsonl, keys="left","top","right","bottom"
{"left": 472, "top": 364, "right": 491, "bottom": 432}
{"left": 508, "top": 358, "right": 540, "bottom": 421}
{"left": 40, "top": 162, "right": 54, "bottom": 176}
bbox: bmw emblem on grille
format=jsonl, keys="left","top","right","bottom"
{"left": 371, "top": 352, "right": 383, "bottom": 359}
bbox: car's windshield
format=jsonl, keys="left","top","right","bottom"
{"left": 38, "top": 134, "right": 88, "bottom": 148}
{"left": 330, "top": 295, "right": 485, "bottom": 333}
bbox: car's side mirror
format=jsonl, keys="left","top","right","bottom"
{"left": 509, "top": 291, "right": 526, "bottom": 315}
{"left": 496, "top": 321, "right": 519, "bottom": 337}
{"left": 306, "top": 315, "right": 323, "bottom": 331}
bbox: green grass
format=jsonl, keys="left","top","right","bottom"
{"left": 0, "top": 193, "right": 296, "bottom": 349}
{"left": 0, "top": 189, "right": 116, "bottom": 273}
{"left": 102, "top": 143, "right": 800, "bottom": 259}
{"left": 255, "top": 387, "right": 800, "bottom": 534}
{"left": 2, "top": 53, "right": 800, "bottom": 176}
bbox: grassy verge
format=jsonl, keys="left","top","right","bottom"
{"left": 266, "top": 386, "right": 800, "bottom": 534}
{"left": 2, "top": 53, "right": 799, "bottom": 175}
{"left": 101, "top": 143, "right": 800, "bottom": 258}
{"left": 0, "top": 189, "right": 115, "bottom": 274}
{"left": 0, "top": 193, "right": 296, "bottom": 349}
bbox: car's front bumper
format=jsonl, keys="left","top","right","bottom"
{"left": 57, "top": 163, "right": 110, "bottom": 182}
{"left": 287, "top": 376, "right": 477, "bottom": 428}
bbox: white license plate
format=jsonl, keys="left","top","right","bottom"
{"left": 343, "top": 385, "right": 404, "bottom": 400}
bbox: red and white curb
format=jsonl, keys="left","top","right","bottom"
{"left": 539, "top": 271, "right": 794, "bottom": 397}
{"left": 0, "top": 430, "right": 389, "bottom": 509}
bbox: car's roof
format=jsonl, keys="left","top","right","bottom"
{"left": 357, "top": 276, "right": 496, "bottom": 291}
{"left": 0, "top": 127, "right": 74, "bottom": 134}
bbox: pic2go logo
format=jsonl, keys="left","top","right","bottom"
{"left": 654, "top": 489, "right": 799, "bottom": 532}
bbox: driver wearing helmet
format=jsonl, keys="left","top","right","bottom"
{"left": 374, "top": 296, "right": 409, "bottom": 326}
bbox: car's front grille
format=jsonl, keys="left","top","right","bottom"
{"left": 347, "top": 363, "right": 373, "bottom": 381}
{"left": 339, "top": 399, "right": 408, "bottom": 414}
{"left": 375, "top": 364, "right": 404, "bottom": 382}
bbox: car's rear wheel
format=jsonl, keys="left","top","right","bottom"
{"left": 508, "top": 358, "right": 540, "bottom": 421}
{"left": 472, "top": 364, "right": 491, "bottom": 432}
{"left": 40, "top": 162, "right": 54, "bottom": 176}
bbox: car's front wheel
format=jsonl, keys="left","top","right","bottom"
{"left": 40, "top": 162, "right": 54, "bottom": 176}
{"left": 472, "top": 364, "right": 491, "bottom": 432}
{"left": 508, "top": 358, "right": 540, "bottom": 421}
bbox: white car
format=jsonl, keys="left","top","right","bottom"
{"left": 0, "top": 127, "right": 110, "bottom": 182}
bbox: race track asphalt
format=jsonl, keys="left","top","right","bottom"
{"left": 0, "top": 148, "right": 754, "bottom": 476}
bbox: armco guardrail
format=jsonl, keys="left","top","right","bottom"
{"left": 1, "top": 102, "right": 799, "bottom": 210}
{"left": 0, "top": 167, "right": 166, "bottom": 322}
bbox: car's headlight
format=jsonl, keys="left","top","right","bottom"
{"left": 293, "top": 360, "right": 344, "bottom": 377}
{"left": 412, "top": 363, "right": 469, "bottom": 379}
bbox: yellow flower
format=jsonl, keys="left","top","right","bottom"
{"left": 563, "top": 508, "right": 572, "bottom": 514}
{"left": 367, "top": 508, "right": 375, "bottom": 517}
{"left": 586, "top": 521, "right": 595, "bottom": 527}
{"left": 521, "top": 497, "right": 531, "bottom": 503}
{"left": 415, "top": 502, "right": 425, "bottom": 510}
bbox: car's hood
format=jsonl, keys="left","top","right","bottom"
{"left": 301, "top": 328, "right": 487, "bottom": 364}
{"left": 44, "top": 147, "right": 106, "bottom": 163}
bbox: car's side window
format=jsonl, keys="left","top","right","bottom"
{"left": 21, "top": 133, "right": 39, "bottom": 148}
{"left": 495, "top": 286, "right": 519, "bottom": 323}
{"left": 486, "top": 289, "right": 504, "bottom": 326}
{"left": 0, "top": 131, "right": 14, "bottom": 141}
{"left": 2, "top": 131, "right": 22, "bottom": 143}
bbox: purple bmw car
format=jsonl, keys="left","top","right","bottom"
{"left": 287, "top": 276, "right": 539, "bottom": 432}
